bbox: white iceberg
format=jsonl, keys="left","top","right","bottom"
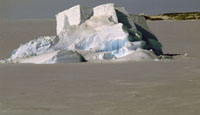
{"left": 2, "top": 3, "right": 163, "bottom": 64}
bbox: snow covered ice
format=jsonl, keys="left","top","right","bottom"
{"left": 2, "top": 3, "right": 163, "bottom": 64}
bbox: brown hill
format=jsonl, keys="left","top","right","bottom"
{"left": 138, "top": 12, "right": 200, "bottom": 21}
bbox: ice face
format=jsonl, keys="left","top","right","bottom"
{"left": 2, "top": 3, "right": 163, "bottom": 64}
{"left": 55, "top": 23, "right": 129, "bottom": 52}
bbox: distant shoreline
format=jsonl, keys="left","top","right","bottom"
{"left": 140, "top": 12, "right": 200, "bottom": 21}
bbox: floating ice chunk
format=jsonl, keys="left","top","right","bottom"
{"left": 56, "top": 5, "right": 93, "bottom": 34}
{"left": 18, "top": 50, "right": 86, "bottom": 64}
{"left": 3, "top": 3, "right": 164, "bottom": 64}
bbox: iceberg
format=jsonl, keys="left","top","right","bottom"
{"left": 2, "top": 3, "right": 163, "bottom": 64}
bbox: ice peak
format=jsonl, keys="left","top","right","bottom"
{"left": 56, "top": 3, "right": 130, "bottom": 35}
{"left": 56, "top": 4, "right": 93, "bottom": 34}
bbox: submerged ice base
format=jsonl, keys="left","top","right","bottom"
{"left": 2, "top": 3, "right": 163, "bottom": 64}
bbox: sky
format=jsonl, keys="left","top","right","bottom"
{"left": 0, "top": 0, "right": 200, "bottom": 19}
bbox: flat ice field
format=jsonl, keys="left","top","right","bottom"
{"left": 0, "top": 20, "right": 200, "bottom": 115}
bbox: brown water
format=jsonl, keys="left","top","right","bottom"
{"left": 0, "top": 20, "right": 200, "bottom": 115}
